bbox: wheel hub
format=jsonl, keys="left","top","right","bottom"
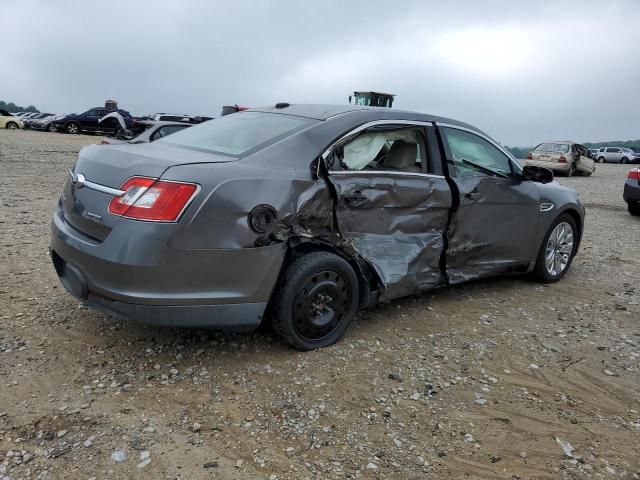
{"left": 292, "top": 270, "right": 349, "bottom": 341}
{"left": 545, "top": 221, "right": 574, "bottom": 276}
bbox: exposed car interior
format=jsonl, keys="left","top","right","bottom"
{"left": 337, "top": 128, "right": 428, "bottom": 173}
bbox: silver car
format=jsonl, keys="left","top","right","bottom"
{"left": 594, "top": 147, "right": 640, "bottom": 164}
{"left": 101, "top": 121, "right": 192, "bottom": 145}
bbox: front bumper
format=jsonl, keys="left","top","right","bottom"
{"left": 50, "top": 202, "right": 287, "bottom": 329}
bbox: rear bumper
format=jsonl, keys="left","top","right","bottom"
{"left": 50, "top": 201, "right": 286, "bottom": 329}
{"left": 623, "top": 181, "right": 640, "bottom": 203}
{"left": 525, "top": 160, "right": 571, "bottom": 172}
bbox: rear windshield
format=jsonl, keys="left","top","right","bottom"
{"left": 161, "top": 111, "right": 315, "bottom": 156}
{"left": 534, "top": 143, "right": 570, "bottom": 153}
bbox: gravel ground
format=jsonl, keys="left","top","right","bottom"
{"left": 1, "top": 129, "right": 639, "bottom": 480}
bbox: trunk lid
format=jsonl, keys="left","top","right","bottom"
{"left": 62, "top": 143, "right": 231, "bottom": 241}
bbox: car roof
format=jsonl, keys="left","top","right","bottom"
{"left": 250, "top": 103, "right": 478, "bottom": 130}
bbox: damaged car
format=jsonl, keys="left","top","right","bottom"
{"left": 50, "top": 104, "right": 584, "bottom": 350}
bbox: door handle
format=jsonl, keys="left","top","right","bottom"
{"left": 344, "top": 190, "right": 367, "bottom": 208}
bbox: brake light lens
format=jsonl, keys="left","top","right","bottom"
{"left": 108, "top": 177, "right": 198, "bottom": 221}
{"left": 526, "top": 152, "right": 532, "bottom": 160}
{"left": 558, "top": 156, "right": 567, "bottom": 163}
{"left": 628, "top": 168, "right": 640, "bottom": 180}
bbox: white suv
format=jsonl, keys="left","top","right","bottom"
{"left": 594, "top": 147, "right": 640, "bottom": 164}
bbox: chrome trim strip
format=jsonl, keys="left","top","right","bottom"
{"left": 83, "top": 179, "right": 127, "bottom": 197}
{"left": 540, "top": 202, "right": 555, "bottom": 212}
{"left": 321, "top": 119, "right": 435, "bottom": 160}
{"left": 69, "top": 170, "right": 126, "bottom": 197}
{"left": 329, "top": 170, "right": 445, "bottom": 179}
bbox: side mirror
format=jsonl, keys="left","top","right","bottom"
{"left": 522, "top": 165, "right": 554, "bottom": 184}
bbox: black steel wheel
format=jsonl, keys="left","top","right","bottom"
{"left": 272, "top": 252, "right": 359, "bottom": 350}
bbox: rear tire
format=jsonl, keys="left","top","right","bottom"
{"left": 271, "top": 252, "right": 359, "bottom": 350}
{"left": 6, "top": 122, "right": 18, "bottom": 130}
{"left": 629, "top": 202, "right": 640, "bottom": 216}
{"left": 66, "top": 122, "right": 79, "bottom": 134}
{"left": 531, "top": 213, "right": 578, "bottom": 283}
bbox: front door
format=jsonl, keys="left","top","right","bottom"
{"left": 324, "top": 122, "right": 453, "bottom": 300}
{"left": 438, "top": 125, "right": 541, "bottom": 284}
{"left": 81, "top": 108, "right": 103, "bottom": 132}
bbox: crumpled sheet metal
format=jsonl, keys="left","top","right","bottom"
{"left": 445, "top": 175, "right": 541, "bottom": 284}
{"left": 329, "top": 174, "right": 452, "bottom": 300}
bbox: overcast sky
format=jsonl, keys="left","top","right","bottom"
{"left": 2, "top": 0, "right": 639, "bottom": 145}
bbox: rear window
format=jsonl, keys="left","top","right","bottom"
{"left": 161, "top": 111, "right": 315, "bottom": 156}
{"left": 534, "top": 143, "right": 570, "bottom": 153}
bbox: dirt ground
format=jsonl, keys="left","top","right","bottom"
{"left": 1, "top": 129, "right": 639, "bottom": 480}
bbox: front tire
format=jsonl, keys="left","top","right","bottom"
{"left": 629, "top": 202, "right": 640, "bottom": 216}
{"left": 622, "top": 157, "right": 629, "bottom": 164}
{"left": 6, "top": 122, "right": 18, "bottom": 130}
{"left": 66, "top": 122, "right": 79, "bottom": 134}
{"left": 598, "top": 157, "right": 605, "bottom": 163}
{"left": 531, "top": 214, "right": 578, "bottom": 283}
{"left": 48, "top": 124, "right": 57, "bottom": 132}
{"left": 271, "top": 252, "right": 359, "bottom": 350}
{"left": 566, "top": 163, "right": 576, "bottom": 177}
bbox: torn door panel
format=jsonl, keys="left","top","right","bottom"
{"left": 328, "top": 173, "right": 452, "bottom": 300}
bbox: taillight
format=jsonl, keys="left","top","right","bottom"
{"left": 558, "top": 156, "right": 567, "bottom": 163}
{"left": 108, "top": 177, "right": 198, "bottom": 222}
{"left": 526, "top": 152, "right": 532, "bottom": 160}
{"left": 628, "top": 168, "right": 640, "bottom": 180}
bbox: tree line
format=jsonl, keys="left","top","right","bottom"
{"left": 0, "top": 100, "right": 40, "bottom": 113}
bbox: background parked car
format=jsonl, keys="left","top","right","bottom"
{"left": 29, "top": 114, "right": 63, "bottom": 132}
{"left": 525, "top": 141, "right": 595, "bottom": 176}
{"left": 100, "top": 121, "right": 193, "bottom": 145}
{"left": 623, "top": 168, "right": 640, "bottom": 215}
{"left": 23, "top": 112, "right": 53, "bottom": 129}
{"left": 594, "top": 146, "right": 640, "bottom": 163}
{"left": 52, "top": 107, "right": 134, "bottom": 135}
{"left": 0, "top": 109, "right": 24, "bottom": 129}
{"left": 144, "top": 113, "right": 197, "bottom": 123}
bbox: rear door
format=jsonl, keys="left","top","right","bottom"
{"left": 606, "top": 147, "right": 621, "bottom": 162}
{"left": 438, "top": 124, "right": 541, "bottom": 283}
{"left": 323, "top": 121, "right": 452, "bottom": 300}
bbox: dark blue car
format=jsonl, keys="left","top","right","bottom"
{"left": 52, "top": 107, "right": 133, "bottom": 135}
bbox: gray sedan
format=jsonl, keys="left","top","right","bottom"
{"left": 50, "top": 104, "right": 585, "bottom": 350}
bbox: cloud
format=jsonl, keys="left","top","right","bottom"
{"left": 1, "top": 0, "right": 639, "bottom": 145}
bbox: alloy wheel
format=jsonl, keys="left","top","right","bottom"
{"left": 545, "top": 221, "right": 574, "bottom": 276}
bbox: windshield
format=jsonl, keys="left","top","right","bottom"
{"left": 161, "top": 111, "right": 315, "bottom": 156}
{"left": 622, "top": 148, "right": 634, "bottom": 153}
{"left": 534, "top": 143, "right": 570, "bottom": 153}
